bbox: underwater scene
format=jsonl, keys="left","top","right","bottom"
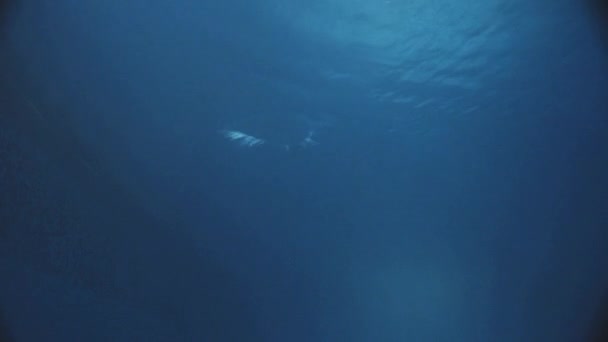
{"left": 1, "top": 0, "right": 608, "bottom": 341}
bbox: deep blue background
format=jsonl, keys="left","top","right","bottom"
{"left": 1, "top": 0, "right": 608, "bottom": 341}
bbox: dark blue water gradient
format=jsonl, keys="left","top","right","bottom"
{"left": 1, "top": 0, "right": 608, "bottom": 340}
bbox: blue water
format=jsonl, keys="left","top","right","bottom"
{"left": 1, "top": 0, "right": 608, "bottom": 341}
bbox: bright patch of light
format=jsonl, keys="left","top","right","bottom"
{"left": 220, "top": 130, "right": 265, "bottom": 147}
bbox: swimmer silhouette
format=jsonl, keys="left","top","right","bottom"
{"left": 220, "top": 129, "right": 318, "bottom": 152}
